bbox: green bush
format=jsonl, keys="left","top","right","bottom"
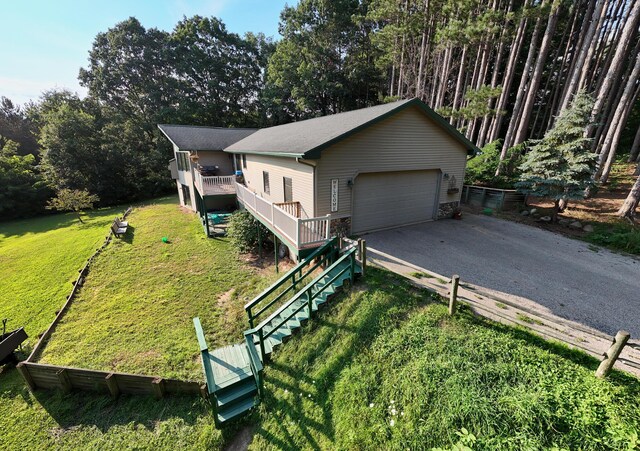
{"left": 226, "top": 210, "right": 270, "bottom": 253}
{"left": 465, "top": 140, "right": 523, "bottom": 189}
{"left": 585, "top": 221, "right": 640, "bottom": 255}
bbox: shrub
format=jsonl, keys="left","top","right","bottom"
{"left": 585, "top": 221, "right": 640, "bottom": 255}
{"left": 226, "top": 210, "right": 270, "bottom": 253}
{"left": 465, "top": 140, "right": 523, "bottom": 188}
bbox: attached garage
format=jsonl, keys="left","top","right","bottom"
{"left": 352, "top": 170, "right": 440, "bottom": 234}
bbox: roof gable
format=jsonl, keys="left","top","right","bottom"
{"left": 158, "top": 124, "right": 258, "bottom": 151}
{"left": 224, "top": 98, "right": 479, "bottom": 158}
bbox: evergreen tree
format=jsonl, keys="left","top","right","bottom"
{"left": 516, "top": 91, "right": 597, "bottom": 221}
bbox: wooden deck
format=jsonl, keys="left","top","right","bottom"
{"left": 235, "top": 182, "right": 332, "bottom": 250}
{"left": 195, "top": 173, "right": 236, "bottom": 196}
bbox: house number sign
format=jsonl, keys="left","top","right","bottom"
{"left": 331, "top": 179, "right": 339, "bottom": 212}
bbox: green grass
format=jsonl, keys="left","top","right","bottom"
{"left": 249, "top": 269, "right": 640, "bottom": 450}
{"left": 0, "top": 204, "right": 130, "bottom": 350}
{"left": 2, "top": 202, "right": 640, "bottom": 450}
{"left": 585, "top": 221, "right": 640, "bottom": 255}
{"left": 37, "top": 200, "right": 280, "bottom": 380}
{"left": 0, "top": 367, "right": 232, "bottom": 450}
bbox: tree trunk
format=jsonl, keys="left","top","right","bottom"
{"left": 513, "top": 0, "right": 561, "bottom": 146}
{"left": 488, "top": 2, "right": 528, "bottom": 143}
{"left": 498, "top": 12, "right": 543, "bottom": 173}
{"left": 597, "top": 50, "right": 640, "bottom": 182}
{"left": 617, "top": 174, "right": 640, "bottom": 219}
{"left": 76, "top": 211, "right": 84, "bottom": 224}
{"left": 588, "top": 0, "right": 640, "bottom": 139}
{"left": 628, "top": 125, "right": 640, "bottom": 162}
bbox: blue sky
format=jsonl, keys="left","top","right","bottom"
{"left": 1, "top": 0, "right": 289, "bottom": 105}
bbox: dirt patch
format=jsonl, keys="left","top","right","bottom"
{"left": 240, "top": 252, "right": 295, "bottom": 275}
{"left": 224, "top": 424, "right": 255, "bottom": 451}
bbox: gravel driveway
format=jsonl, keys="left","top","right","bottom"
{"left": 364, "top": 214, "right": 640, "bottom": 337}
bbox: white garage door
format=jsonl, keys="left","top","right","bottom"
{"left": 352, "top": 170, "right": 439, "bottom": 234}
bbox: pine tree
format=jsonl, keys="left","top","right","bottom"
{"left": 516, "top": 91, "right": 597, "bottom": 222}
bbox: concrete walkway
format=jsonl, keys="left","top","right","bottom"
{"left": 363, "top": 214, "right": 640, "bottom": 338}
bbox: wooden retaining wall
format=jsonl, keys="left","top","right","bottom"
{"left": 461, "top": 185, "right": 525, "bottom": 211}
{"left": 17, "top": 362, "right": 202, "bottom": 399}
{"left": 16, "top": 206, "right": 205, "bottom": 400}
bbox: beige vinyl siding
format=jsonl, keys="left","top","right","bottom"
{"left": 241, "top": 154, "right": 315, "bottom": 218}
{"left": 194, "top": 150, "right": 234, "bottom": 174}
{"left": 314, "top": 105, "right": 468, "bottom": 217}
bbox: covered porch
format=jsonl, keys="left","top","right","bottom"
{"left": 235, "top": 182, "right": 333, "bottom": 256}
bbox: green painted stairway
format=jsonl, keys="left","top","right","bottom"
{"left": 193, "top": 237, "right": 363, "bottom": 426}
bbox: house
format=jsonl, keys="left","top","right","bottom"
{"left": 159, "top": 124, "right": 257, "bottom": 227}
{"left": 160, "top": 98, "right": 479, "bottom": 259}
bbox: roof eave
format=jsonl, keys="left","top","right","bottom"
{"left": 223, "top": 148, "right": 303, "bottom": 158}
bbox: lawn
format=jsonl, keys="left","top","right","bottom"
{"left": 2, "top": 200, "right": 639, "bottom": 450}
{"left": 249, "top": 269, "right": 640, "bottom": 450}
{"left": 37, "top": 199, "right": 281, "bottom": 380}
{"left": 0, "top": 203, "right": 130, "bottom": 350}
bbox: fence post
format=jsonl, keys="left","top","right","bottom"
{"left": 258, "top": 329, "right": 266, "bottom": 362}
{"left": 358, "top": 239, "right": 367, "bottom": 277}
{"left": 57, "top": 368, "right": 72, "bottom": 394}
{"left": 449, "top": 275, "right": 460, "bottom": 315}
{"left": 16, "top": 362, "right": 36, "bottom": 391}
{"left": 152, "top": 378, "right": 165, "bottom": 399}
{"left": 596, "top": 330, "right": 630, "bottom": 378}
{"left": 307, "top": 285, "right": 314, "bottom": 318}
{"left": 105, "top": 373, "right": 120, "bottom": 399}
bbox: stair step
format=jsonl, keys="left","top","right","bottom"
{"left": 214, "top": 366, "right": 253, "bottom": 391}
{"left": 217, "top": 396, "right": 257, "bottom": 424}
{"left": 216, "top": 377, "right": 257, "bottom": 407}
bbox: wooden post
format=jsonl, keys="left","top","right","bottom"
{"left": 274, "top": 233, "right": 279, "bottom": 273}
{"left": 105, "top": 373, "right": 120, "bottom": 399}
{"left": 359, "top": 239, "right": 367, "bottom": 277}
{"left": 151, "top": 377, "right": 165, "bottom": 399}
{"left": 449, "top": 275, "right": 460, "bottom": 315}
{"left": 16, "top": 362, "right": 36, "bottom": 391}
{"left": 596, "top": 330, "right": 630, "bottom": 378}
{"left": 57, "top": 368, "right": 72, "bottom": 394}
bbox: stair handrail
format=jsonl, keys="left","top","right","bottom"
{"left": 244, "top": 331, "right": 264, "bottom": 398}
{"left": 244, "top": 237, "right": 338, "bottom": 327}
{"left": 193, "top": 317, "right": 216, "bottom": 396}
{"left": 249, "top": 248, "right": 357, "bottom": 359}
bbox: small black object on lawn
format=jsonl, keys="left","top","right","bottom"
{"left": 0, "top": 319, "right": 28, "bottom": 366}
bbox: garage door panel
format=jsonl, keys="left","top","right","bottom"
{"left": 352, "top": 170, "right": 438, "bottom": 234}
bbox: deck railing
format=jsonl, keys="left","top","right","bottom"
{"left": 236, "top": 182, "right": 332, "bottom": 249}
{"left": 274, "top": 201, "right": 303, "bottom": 218}
{"left": 194, "top": 172, "right": 236, "bottom": 196}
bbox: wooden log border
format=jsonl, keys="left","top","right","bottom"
{"left": 27, "top": 207, "right": 133, "bottom": 362}
{"left": 16, "top": 361, "right": 201, "bottom": 398}
{"left": 13, "top": 207, "right": 203, "bottom": 399}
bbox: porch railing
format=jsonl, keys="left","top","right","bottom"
{"left": 236, "top": 182, "right": 332, "bottom": 249}
{"left": 274, "top": 201, "right": 303, "bottom": 218}
{"left": 194, "top": 172, "right": 236, "bottom": 196}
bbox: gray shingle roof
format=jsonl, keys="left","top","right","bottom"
{"left": 224, "top": 98, "right": 479, "bottom": 158}
{"left": 157, "top": 124, "right": 258, "bottom": 151}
